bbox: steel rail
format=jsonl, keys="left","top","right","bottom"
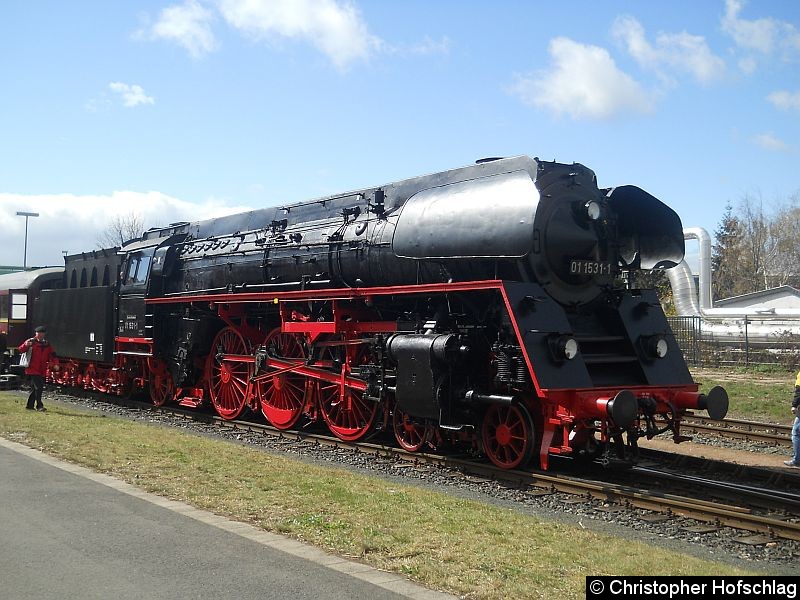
{"left": 681, "top": 415, "right": 792, "bottom": 447}
{"left": 53, "top": 391, "right": 800, "bottom": 543}
{"left": 164, "top": 404, "right": 800, "bottom": 542}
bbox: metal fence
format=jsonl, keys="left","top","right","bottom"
{"left": 667, "top": 316, "right": 800, "bottom": 370}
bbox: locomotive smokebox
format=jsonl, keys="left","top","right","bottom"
{"left": 529, "top": 166, "right": 687, "bottom": 306}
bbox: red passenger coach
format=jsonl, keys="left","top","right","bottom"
{"left": 33, "top": 156, "right": 728, "bottom": 470}
{"left": 0, "top": 267, "right": 63, "bottom": 374}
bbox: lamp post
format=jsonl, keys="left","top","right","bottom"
{"left": 16, "top": 211, "right": 39, "bottom": 270}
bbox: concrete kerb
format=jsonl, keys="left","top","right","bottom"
{"left": 0, "top": 436, "right": 456, "bottom": 600}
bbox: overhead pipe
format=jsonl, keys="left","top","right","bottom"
{"left": 666, "top": 227, "right": 800, "bottom": 341}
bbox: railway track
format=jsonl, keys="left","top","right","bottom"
{"left": 0, "top": 374, "right": 21, "bottom": 391}
{"left": 10, "top": 385, "right": 798, "bottom": 544}
{"left": 681, "top": 414, "right": 792, "bottom": 447}
{"left": 96, "top": 395, "right": 800, "bottom": 543}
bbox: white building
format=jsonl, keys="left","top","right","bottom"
{"left": 714, "top": 286, "right": 800, "bottom": 312}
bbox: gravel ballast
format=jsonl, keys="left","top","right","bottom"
{"left": 8, "top": 388, "right": 798, "bottom": 574}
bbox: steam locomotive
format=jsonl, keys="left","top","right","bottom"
{"left": 26, "top": 155, "right": 728, "bottom": 470}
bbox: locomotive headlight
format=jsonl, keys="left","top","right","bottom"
{"left": 551, "top": 335, "right": 579, "bottom": 361}
{"left": 584, "top": 200, "right": 601, "bottom": 221}
{"left": 562, "top": 337, "right": 579, "bottom": 359}
{"left": 645, "top": 335, "right": 669, "bottom": 359}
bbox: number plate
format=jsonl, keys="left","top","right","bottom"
{"left": 569, "top": 259, "right": 614, "bottom": 276}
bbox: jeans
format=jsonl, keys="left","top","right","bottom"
{"left": 26, "top": 375, "right": 45, "bottom": 409}
{"left": 793, "top": 416, "right": 800, "bottom": 465}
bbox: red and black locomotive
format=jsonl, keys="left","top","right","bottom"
{"left": 32, "top": 155, "right": 728, "bottom": 469}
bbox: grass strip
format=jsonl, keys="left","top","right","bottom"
{"left": 692, "top": 369, "right": 794, "bottom": 422}
{"left": 1, "top": 392, "right": 757, "bottom": 599}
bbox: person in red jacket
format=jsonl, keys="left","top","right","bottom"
{"left": 18, "top": 325, "right": 55, "bottom": 411}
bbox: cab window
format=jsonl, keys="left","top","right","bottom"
{"left": 125, "top": 253, "right": 152, "bottom": 285}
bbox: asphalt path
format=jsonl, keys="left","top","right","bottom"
{"left": 0, "top": 437, "right": 453, "bottom": 599}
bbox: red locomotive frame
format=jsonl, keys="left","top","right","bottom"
{"left": 46, "top": 279, "right": 719, "bottom": 471}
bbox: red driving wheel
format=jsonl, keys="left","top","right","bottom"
{"left": 481, "top": 403, "right": 536, "bottom": 470}
{"left": 257, "top": 328, "right": 308, "bottom": 429}
{"left": 207, "top": 327, "right": 253, "bottom": 420}
{"left": 318, "top": 380, "right": 378, "bottom": 442}
{"left": 149, "top": 366, "right": 175, "bottom": 407}
{"left": 392, "top": 408, "right": 430, "bottom": 452}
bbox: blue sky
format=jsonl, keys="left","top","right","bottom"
{"left": 1, "top": 0, "right": 798, "bottom": 268}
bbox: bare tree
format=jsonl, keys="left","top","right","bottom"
{"left": 97, "top": 212, "right": 144, "bottom": 249}
{"left": 766, "top": 198, "right": 800, "bottom": 288}
{"left": 742, "top": 195, "right": 770, "bottom": 290}
{"left": 712, "top": 190, "right": 800, "bottom": 300}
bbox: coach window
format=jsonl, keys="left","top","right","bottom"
{"left": 11, "top": 293, "right": 27, "bottom": 320}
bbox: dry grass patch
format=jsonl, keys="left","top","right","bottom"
{"left": 692, "top": 368, "right": 794, "bottom": 422}
{"left": 0, "top": 392, "right": 760, "bottom": 599}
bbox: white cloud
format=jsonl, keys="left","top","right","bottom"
{"left": 722, "top": 0, "right": 800, "bottom": 70}
{"left": 407, "top": 36, "right": 450, "bottom": 56}
{"left": 737, "top": 56, "right": 757, "bottom": 75}
{"left": 751, "top": 132, "right": 791, "bottom": 152}
{"left": 510, "top": 37, "right": 654, "bottom": 120}
{"left": 612, "top": 16, "right": 725, "bottom": 85}
{"left": 109, "top": 82, "right": 155, "bottom": 107}
{"left": 767, "top": 90, "right": 800, "bottom": 112}
{"left": 0, "top": 192, "right": 252, "bottom": 267}
{"left": 216, "top": 0, "right": 380, "bottom": 69}
{"left": 141, "top": 1, "right": 451, "bottom": 69}
{"left": 379, "top": 35, "right": 451, "bottom": 57}
{"left": 151, "top": 0, "right": 218, "bottom": 58}
{"left": 722, "top": 0, "right": 780, "bottom": 54}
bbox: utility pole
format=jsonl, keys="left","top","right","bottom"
{"left": 16, "top": 211, "right": 39, "bottom": 270}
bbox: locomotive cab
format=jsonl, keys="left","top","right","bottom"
{"left": 118, "top": 247, "right": 154, "bottom": 339}
{"left": 118, "top": 233, "right": 190, "bottom": 363}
